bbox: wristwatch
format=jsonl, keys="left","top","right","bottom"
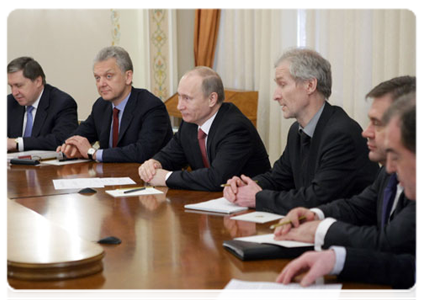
{"left": 15, "top": 138, "right": 19, "bottom": 150}
{"left": 87, "top": 148, "right": 97, "bottom": 160}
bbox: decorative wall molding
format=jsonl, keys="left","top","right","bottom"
{"left": 111, "top": 9, "right": 121, "bottom": 46}
{"left": 149, "top": 9, "right": 170, "bottom": 101}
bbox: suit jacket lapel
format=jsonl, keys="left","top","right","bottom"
{"left": 99, "top": 103, "right": 113, "bottom": 148}
{"left": 207, "top": 103, "right": 228, "bottom": 161}
{"left": 305, "top": 101, "right": 333, "bottom": 179}
{"left": 31, "top": 88, "right": 50, "bottom": 137}
{"left": 117, "top": 94, "right": 135, "bottom": 145}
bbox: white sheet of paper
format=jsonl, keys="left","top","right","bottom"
{"left": 235, "top": 234, "right": 313, "bottom": 248}
{"left": 230, "top": 211, "right": 284, "bottom": 223}
{"left": 220, "top": 279, "right": 342, "bottom": 300}
{"left": 42, "top": 159, "right": 90, "bottom": 165}
{"left": 53, "top": 178, "right": 105, "bottom": 190}
{"left": 105, "top": 187, "right": 163, "bottom": 197}
{"left": 184, "top": 197, "right": 248, "bottom": 214}
{"left": 100, "top": 177, "right": 136, "bottom": 185}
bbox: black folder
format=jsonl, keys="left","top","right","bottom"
{"left": 223, "top": 240, "right": 314, "bottom": 261}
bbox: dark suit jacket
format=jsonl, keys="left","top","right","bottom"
{"left": 255, "top": 102, "right": 379, "bottom": 214}
{"left": 73, "top": 87, "right": 173, "bottom": 163}
{"left": 318, "top": 167, "right": 416, "bottom": 255}
{"left": 154, "top": 102, "right": 271, "bottom": 191}
{"left": 7, "top": 84, "right": 78, "bottom": 150}
{"left": 339, "top": 248, "right": 415, "bottom": 289}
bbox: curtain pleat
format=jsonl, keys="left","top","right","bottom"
{"left": 194, "top": 9, "right": 221, "bottom": 67}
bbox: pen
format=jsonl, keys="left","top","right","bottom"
{"left": 220, "top": 180, "right": 258, "bottom": 187}
{"left": 269, "top": 216, "right": 307, "bottom": 230}
{"left": 123, "top": 187, "right": 146, "bottom": 194}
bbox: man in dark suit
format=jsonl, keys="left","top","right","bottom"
{"left": 57, "top": 46, "right": 172, "bottom": 163}
{"left": 7, "top": 57, "right": 78, "bottom": 151}
{"left": 276, "top": 93, "right": 416, "bottom": 289}
{"left": 224, "top": 48, "right": 379, "bottom": 214}
{"left": 138, "top": 66, "right": 271, "bottom": 191}
{"left": 273, "top": 76, "right": 416, "bottom": 255}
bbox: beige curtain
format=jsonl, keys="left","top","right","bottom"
{"left": 194, "top": 9, "right": 221, "bottom": 67}
{"left": 214, "top": 9, "right": 416, "bottom": 163}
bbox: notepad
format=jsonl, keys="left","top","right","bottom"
{"left": 221, "top": 279, "right": 342, "bottom": 300}
{"left": 7, "top": 150, "right": 58, "bottom": 162}
{"left": 105, "top": 187, "right": 163, "bottom": 197}
{"left": 235, "top": 234, "right": 313, "bottom": 248}
{"left": 230, "top": 211, "right": 284, "bottom": 223}
{"left": 184, "top": 197, "right": 248, "bottom": 214}
{"left": 42, "top": 159, "right": 90, "bottom": 165}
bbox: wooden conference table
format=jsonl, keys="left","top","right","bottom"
{"left": 7, "top": 161, "right": 388, "bottom": 289}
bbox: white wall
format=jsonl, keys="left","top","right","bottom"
{"left": 7, "top": 9, "right": 114, "bottom": 120}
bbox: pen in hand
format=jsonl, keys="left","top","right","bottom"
{"left": 269, "top": 216, "right": 307, "bottom": 230}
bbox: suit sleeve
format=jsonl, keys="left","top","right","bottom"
{"left": 165, "top": 124, "right": 257, "bottom": 191}
{"left": 153, "top": 127, "right": 189, "bottom": 171}
{"left": 323, "top": 201, "right": 415, "bottom": 255}
{"left": 101, "top": 105, "right": 171, "bottom": 163}
{"left": 23, "top": 96, "right": 78, "bottom": 150}
{"left": 316, "top": 169, "right": 386, "bottom": 226}
{"left": 255, "top": 128, "right": 367, "bottom": 214}
{"left": 339, "top": 248, "right": 415, "bottom": 289}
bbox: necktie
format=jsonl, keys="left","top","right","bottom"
{"left": 198, "top": 128, "right": 210, "bottom": 168}
{"left": 112, "top": 108, "right": 120, "bottom": 148}
{"left": 414, "top": 225, "right": 420, "bottom": 299}
{"left": 381, "top": 173, "right": 398, "bottom": 226}
{"left": 299, "top": 129, "right": 311, "bottom": 164}
{"left": 23, "top": 106, "right": 34, "bottom": 137}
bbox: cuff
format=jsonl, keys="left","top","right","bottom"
{"left": 95, "top": 149, "right": 103, "bottom": 162}
{"left": 314, "top": 217, "right": 337, "bottom": 251}
{"left": 310, "top": 208, "right": 325, "bottom": 220}
{"left": 165, "top": 171, "right": 173, "bottom": 182}
{"left": 17, "top": 137, "right": 24, "bottom": 152}
{"left": 329, "top": 246, "right": 347, "bottom": 275}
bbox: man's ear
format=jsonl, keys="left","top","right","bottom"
{"left": 208, "top": 92, "right": 219, "bottom": 107}
{"left": 305, "top": 78, "right": 318, "bottom": 95}
{"left": 125, "top": 70, "right": 133, "bottom": 85}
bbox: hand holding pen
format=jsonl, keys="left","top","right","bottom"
{"left": 272, "top": 207, "right": 318, "bottom": 237}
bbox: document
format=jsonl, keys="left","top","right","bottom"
{"left": 53, "top": 178, "right": 105, "bottom": 190}
{"left": 235, "top": 234, "right": 313, "bottom": 248}
{"left": 105, "top": 187, "right": 163, "bottom": 197}
{"left": 220, "top": 279, "right": 342, "bottom": 300}
{"left": 7, "top": 150, "right": 58, "bottom": 161}
{"left": 100, "top": 177, "right": 136, "bottom": 185}
{"left": 53, "top": 177, "right": 136, "bottom": 190}
{"left": 230, "top": 211, "right": 284, "bottom": 223}
{"left": 184, "top": 197, "right": 248, "bottom": 214}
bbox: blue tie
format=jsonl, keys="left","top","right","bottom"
{"left": 381, "top": 173, "right": 398, "bottom": 226}
{"left": 414, "top": 225, "right": 420, "bottom": 299}
{"left": 23, "top": 106, "right": 34, "bottom": 137}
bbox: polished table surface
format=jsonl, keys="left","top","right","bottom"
{"left": 7, "top": 161, "right": 388, "bottom": 289}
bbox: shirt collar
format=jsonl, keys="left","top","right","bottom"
{"left": 299, "top": 102, "right": 325, "bottom": 138}
{"left": 198, "top": 110, "right": 219, "bottom": 135}
{"left": 113, "top": 92, "right": 131, "bottom": 111}
{"left": 28, "top": 88, "right": 44, "bottom": 110}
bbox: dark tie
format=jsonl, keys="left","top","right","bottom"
{"left": 381, "top": 173, "right": 398, "bottom": 226}
{"left": 112, "top": 108, "right": 120, "bottom": 148}
{"left": 198, "top": 128, "right": 210, "bottom": 168}
{"left": 299, "top": 129, "right": 311, "bottom": 165}
{"left": 414, "top": 225, "right": 420, "bottom": 299}
{"left": 23, "top": 106, "right": 34, "bottom": 137}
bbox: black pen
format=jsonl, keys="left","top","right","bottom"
{"left": 123, "top": 187, "right": 146, "bottom": 194}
